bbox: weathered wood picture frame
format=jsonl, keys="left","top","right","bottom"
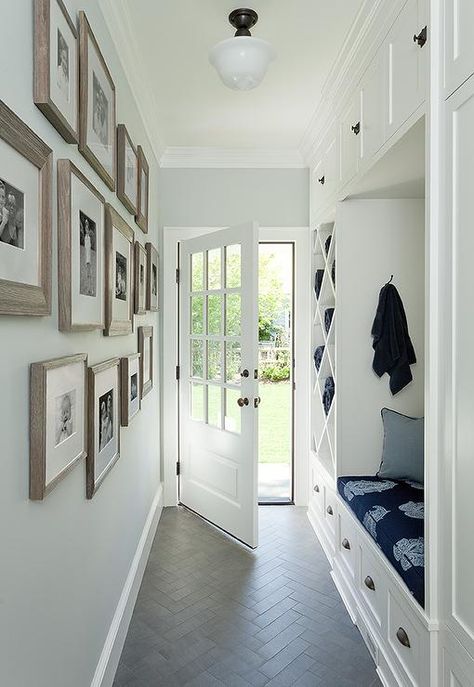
{"left": 87, "top": 357, "right": 121, "bottom": 498}
{"left": 121, "top": 353, "right": 141, "bottom": 426}
{"left": 145, "top": 242, "right": 159, "bottom": 312}
{"left": 0, "top": 101, "right": 53, "bottom": 316}
{"left": 104, "top": 204, "right": 134, "bottom": 336}
{"left": 30, "top": 353, "right": 88, "bottom": 500}
{"left": 138, "top": 326, "right": 154, "bottom": 399}
{"left": 134, "top": 241, "right": 147, "bottom": 315}
{"left": 78, "top": 11, "right": 116, "bottom": 190}
{"left": 135, "top": 145, "right": 149, "bottom": 233}
{"left": 57, "top": 159, "right": 105, "bottom": 331}
{"left": 34, "top": 0, "right": 79, "bottom": 143}
{"left": 117, "top": 124, "right": 138, "bottom": 215}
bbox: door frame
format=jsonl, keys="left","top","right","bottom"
{"left": 162, "top": 226, "right": 310, "bottom": 508}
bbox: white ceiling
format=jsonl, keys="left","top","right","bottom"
{"left": 118, "top": 0, "right": 364, "bottom": 151}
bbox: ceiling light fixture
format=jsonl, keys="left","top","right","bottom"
{"left": 209, "top": 8, "right": 276, "bottom": 91}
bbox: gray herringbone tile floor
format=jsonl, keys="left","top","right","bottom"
{"left": 113, "top": 506, "right": 382, "bottom": 687}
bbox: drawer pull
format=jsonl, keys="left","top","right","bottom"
{"left": 342, "top": 538, "right": 351, "bottom": 550}
{"left": 313, "top": 484, "right": 320, "bottom": 493}
{"left": 326, "top": 505, "right": 333, "bottom": 516}
{"left": 413, "top": 26, "right": 427, "bottom": 48}
{"left": 351, "top": 121, "right": 360, "bottom": 135}
{"left": 364, "top": 575, "right": 375, "bottom": 591}
{"left": 396, "top": 627, "right": 411, "bottom": 649}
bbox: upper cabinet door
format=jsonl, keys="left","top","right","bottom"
{"left": 444, "top": 0, "right": 474, "bottom": 97}
{"left": 340, "top": 92, "right": 362, "bottom": 185}
{"left": 360, "top": 51, "right": 385, "bottom": 163}
{"left": 386, "top": 0, "right": 428, "bottom": 137}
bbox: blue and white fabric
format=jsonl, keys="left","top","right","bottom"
{"left": 338, "top": 475, "right": 425, "bottom": 607}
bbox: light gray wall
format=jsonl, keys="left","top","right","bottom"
{"left": 158, "top": 168, "right": 309, "bottom": 228}
{"left": 0, "top": 3, "right": 161, "bottom": 686}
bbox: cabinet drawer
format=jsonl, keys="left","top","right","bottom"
{"left": 388, "top": 592, "right": 425, "bottom": 686}
{"left": 338, "top": 508, "right": 356, "bottom": 579}
{"left": 359, "top": 541, "right": 386, "bottom": 628}
{"left": 324, "top": 486, "right": 337, "bottom": 536}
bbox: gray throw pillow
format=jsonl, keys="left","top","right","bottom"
{"left": 377, "top": 408, "right": 424, "bottom": 484}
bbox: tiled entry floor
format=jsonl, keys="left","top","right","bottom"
{"left": 113, "top": 506, "right": 382, "bottom": 687}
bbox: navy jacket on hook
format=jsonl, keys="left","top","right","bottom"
{"left": 371, "top": 282, "right": 416, "bottom": 394}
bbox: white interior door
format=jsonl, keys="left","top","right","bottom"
{"left": 179, "top": 222, "right": 259, "bottom": 548}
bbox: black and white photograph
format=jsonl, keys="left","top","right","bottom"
{"left": 125, "top": 141, "right": 137, "bottom": 203}
{"left": 92, "top": 71, "right": 108, "bottom": 148}
{"left": 98, "top": 388, "right": 113, "bottom": 452}
{"left": 117, "top": 124, "right": 138, "bottom": 215}
{"left": 57, "top": 28, "right": 70, "bottom": 98}
{"left": 130, "top": 373, "right": 138, "bottom": 402}
{"left": 0, "top": 177, "right": 25, "bottom": 250}
{"left": 79, "top": 211, "right": 97, "bottom": 297}
{"left": 55, "top": 389, "right": 76, "bottom": 446}
{"left": 115, "top": 251, "right": 127, "bottom": 301}
{"left": 145, "top": 242, "right": 159, "bottom": 312}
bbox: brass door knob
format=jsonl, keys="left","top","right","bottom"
{"left": 241, "top": 369, "right": 249, "bottom": 378}
{"left": 237, "top": 397, "right": 249, "bottom": 407}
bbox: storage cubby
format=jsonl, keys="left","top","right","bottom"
{"left": 311, "top": 222, "right": 337, "bottom": 480}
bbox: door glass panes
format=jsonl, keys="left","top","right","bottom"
{"left": 208, "top": 385, "right": 222, "bottom": 428}
{"left": 226, "top": 294, "right": 241, "bottom": 336}
{"left": 191, "top": 383, "right": 204, "bottom": 421}
{"left": 191, "top": 296, "right": 204, "bottom": 334}
{"left": 207, "top": 294, "right": 222, "bottom": 335}
{"left": 226, "top": 341, "right": 241, "bottom": 384}
{"left": 191, "top": 252, "right": 204, "bottom": 291}
{"left": 191, "top": 339, "right": 204, "bottom": 378}
{"left": 207, "top": 248, "right": 221, "bottom": 290}
{"left": 225, "top": 388, "right": 241, "bottom": 434}
{"left": 226, "top": 244, "right": 241, "bottom": 288}
{"left": 208, "top": 340, "right": 222, "bottom": 381}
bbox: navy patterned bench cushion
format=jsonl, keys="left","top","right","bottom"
{"left": 337, "top": 476, "right": 424, "bottom": 607}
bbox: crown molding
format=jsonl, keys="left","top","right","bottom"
{"left": 160, "top": 147, "right": 306, "bottom": 169}
{"left": 299, "top": 0, "right": 406, "bottom": 166}
{"left": 98, "top": 0, "right": 166, "bottom": 164}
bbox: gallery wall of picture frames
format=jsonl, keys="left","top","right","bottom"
{"left": 0, "top": 1, "right": 161, "bottom": 501}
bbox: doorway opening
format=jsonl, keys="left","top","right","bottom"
{"left": 258, "top": 242, "right": 294, "bottom": 504}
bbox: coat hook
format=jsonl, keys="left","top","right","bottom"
{"left": 387, "top": 274, "right": 394, "bottom": 285}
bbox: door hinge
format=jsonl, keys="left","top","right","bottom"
{"left": 176, "top": 365, "right": 180, "bottom": 380}
{"left": 176, "top": 461, "right": 180, "bottom": 476}
{"left": 175, "top": 268, "right": 180, "bottom": 284}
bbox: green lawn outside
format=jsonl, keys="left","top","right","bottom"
{"left": 259, "top": 381, "right": 291, "bottom": 464}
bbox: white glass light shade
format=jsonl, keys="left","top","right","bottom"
{"left": 209, "top": 36, "right": 276, "bottom": 91}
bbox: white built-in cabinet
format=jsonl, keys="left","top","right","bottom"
{"left": 440, "top": 71, "right": 474, "bottom": 685}
{"left": 386, "top": 0, "right": 428, "bottom": 136}
{"left": 360, "top": 53, "right": 385, "bottom": 163}
{"left": 444, "top": 0, "right": 474, "bottom": 97}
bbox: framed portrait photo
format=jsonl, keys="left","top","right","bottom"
{"left": 105, "top": 204, "right": 134, "bottom": 336}
{"left": 79, "top": 11, "right": 116, "bottom": 190}
{"left": 121, "top": 353, "right": 141, "bottom": 426}
{"left": 134, "top": 242, "right": 147, "bottom": 315}
{"left": 138, "top": 326, "right": 154, "bottom": 398}
{"left": 87, "top": 357, "right": 120, "bottom": 498}
{"left": 30, "top": 353, "right": 87, "bottom": 500}
{"left": 58, "top": 160, "right": 105, "bottom": 331}
{"left": 34, "top": 0, "right": 79, "bottom": 143}
{"left": 145, "top": 242, "right": 159, "bottom": 312}
{"left": 117, "top": 124, "right": 138, "bottom": 215}
{"left": 0, "top": 101, "right": 52, "bottom": 316}
{"left": 135, "top": 145, "right": 149, "bottom": 233}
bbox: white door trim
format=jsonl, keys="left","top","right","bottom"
{"left": 162, "top": 226, "right": 310, "bottom": 508}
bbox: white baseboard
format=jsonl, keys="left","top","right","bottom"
{"left": 91, "top": 483, "right": 164, "bottom": 687}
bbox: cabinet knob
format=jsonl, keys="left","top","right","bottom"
{"left": 318, "top": 175, "right": 325, "bottom": 185}
{"left": 396, "top": 627, "right": 411, "bottom": 649}
{"left": 241, "top": 369, "right": 249, "bottom": 378}
{"left": 237, "top": 397, "right": 249, "bottom": 407}
{"left": 351, "top": 121, "right": 360, "bottom": 135}
{"left": 326, "top": 505, "right": 333, "bottom": 516}
{"left": 364, "top": 575, "right": 375, "bottom": 591}
{"left": 413, "top": 26, "right": 427, "bottom": 48}
{"left": 313, "top": 484, "right": 320, "bottom": 493}
{"left": 342, "top": 538, "right": 351, "bottom": 551}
